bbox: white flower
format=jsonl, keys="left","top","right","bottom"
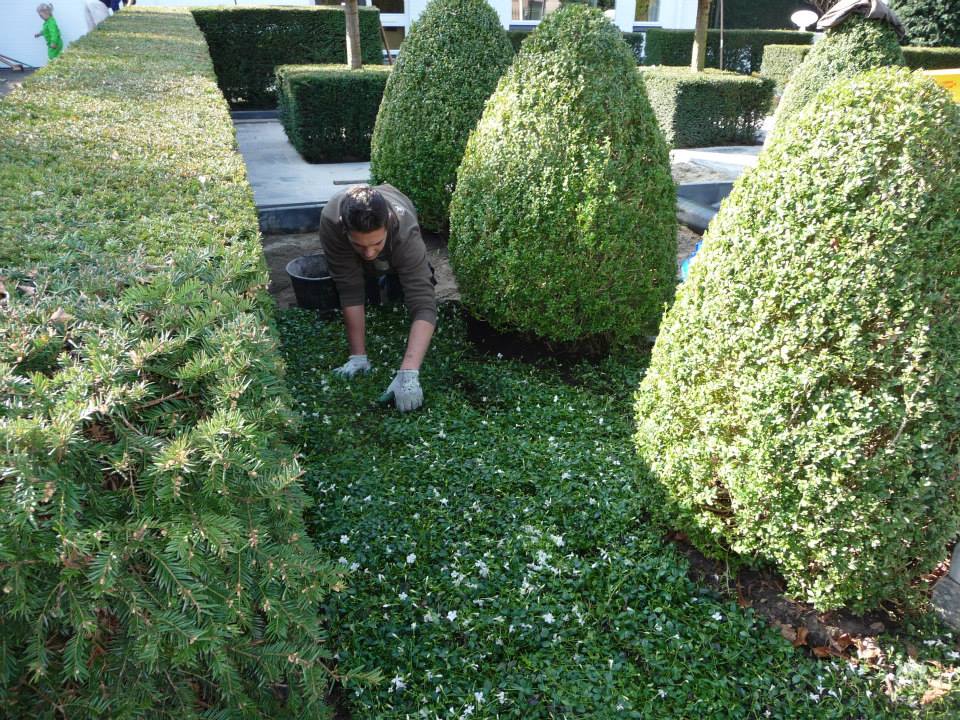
{"left": 475, "top": 560, "right": 490, "bottom": 577}
{"left": 406, "top": 553, "right": 417, "bottom": 564}
{"left": 947, "top": 651, "right": 960, "bottom": 660}
{"left": 474, "top": 691, "right": 484, "bottom": 705}
{"left": 711, "top": 612, "right": 723, "bottom": 622}
{"left": 543, "top": 612, "right": 555, "bottom": 625}
{"left": 349, "top": 562, "right": 359, "bottom": 572}
{"left": 399, "top": 592, "right": 408, "bottom": 601}
{"left": 390, "top": 675, "right": 406, "bottom": 692}
{"left": 550, "top": 534, "right": 565, "bottom": 547}
{"left": 496, "top": 691, "right": 506, "bottom": 703}
{"left": 447, "top": 610, "right": 458, "bottom": 622}
{"left": 338, "top": 556, "right": 348, "bottom": 565}
{"left": 340, "top": 535, "right": 350, "bottom": 544}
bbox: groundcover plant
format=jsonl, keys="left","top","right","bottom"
{"left": 277, "top": 305, "right": 960, "bottom": 719}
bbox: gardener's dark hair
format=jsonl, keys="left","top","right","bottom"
{"left": 341, "top": 185, "right": 391, "bottom": 233}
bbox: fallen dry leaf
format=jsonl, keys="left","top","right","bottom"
{"left": 50, "top": 307, "right": 73, "bottom": 324}
{"left": 812, "top": 646, "right": 838, "bottom": 659}
{"left": 831, "top": 633, "right": 854, "bottom": 653}
{"left": 794, "top": 626, "right": 809, "bottom": 648}
{"left": 921, "top": 679, "right": 951, "bottom": 705}
{"left": 855, "top": 636, "right": 884, "bottom": 665}
{"left": 779, "top": 623, "right": 797, "bottom": 643}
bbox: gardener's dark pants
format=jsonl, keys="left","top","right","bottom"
{"left": 364, "top": 264, "right": 436, "bottom": 306}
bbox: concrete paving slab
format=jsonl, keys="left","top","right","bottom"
{"left": 670, "top": 145, "right": 763, "bottom": 183}
{"left": 234, "top": 118, "right": 371, "bottom": 208}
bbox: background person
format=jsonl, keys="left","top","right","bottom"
{"left": 34, "top": 4, "right": 62, "bottom": 60}
{"left": 320, "top": 184, "right": 437, "bottom": 413}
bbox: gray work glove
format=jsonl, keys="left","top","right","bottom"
{"left": 378, "top": 369, "right": 423, "bottom": 412}
{"left": 333, "top": 354, "right": 371, "bottom": 378}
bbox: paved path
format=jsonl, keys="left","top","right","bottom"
{"left": 234, "top": 118, "right": 371, "bottom": 208}
{"left": 234, "top": 117, "right": 766, "bottom": 210}
{"left": 0, "top": 68, "right": 37, "bottom": 99}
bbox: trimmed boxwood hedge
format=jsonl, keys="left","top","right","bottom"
{"left": 449, "top": 5, "right": 676, "bottom": 347}
{"left": 277, "top": 64, "right": 391, "bottom": 163}
{"left": 192, "top": 6, "right": 384, "bottom": 109}
{"left": 774, "top": 15, "right": 905, "bottom": 129}
{"left": 903, "top": 45, "right": 960, "bottom": 69}
{"left": 370, "top": 0, "right": 514, "bottom": 232}
{"left": 764, "top": 43, "right": 960, "bottom": 95}
{"left": 0, "top": 8, "right": 355, "bottom": 715}
{"left": 760, "top": 44, "right": 813, "bottom": 95}
{"left": 643, "top": 29, "right": 813, "bottom": 74}
{"left": 512, "top": 29, "right": 646, "bottom": 63}
{"left": 640, "top": 67, "right": 774, "bottom": 147}
{"left": 635, "top": 67, "right": 960, "bottom": 612}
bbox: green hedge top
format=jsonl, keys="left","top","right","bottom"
{"left": 643, "top": 28, "right": 813, "bottom": 74}
{"left": 903, "top": 44, "right": 960, "bottom": 69}
{"left": 192, "top": 5, "right": 384, "bottom": 108}
{"left": 760, "top": 43, "right": 813, "bottom": 94}
{"left": 0, "top": 8, "right": 353, "bottom": 715}
{"left": 277, "top": 63, "right": 392, "bottom": 163}
{"left": 640, "top": 67, "right": 774, "bottom": 147}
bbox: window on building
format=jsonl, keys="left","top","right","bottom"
{"left": 635, "top": 0, "right": 659, "bottom": 22}
{"left": 512, "top": 0, "right": 562, "bottom": 22}
{"left": 382, "top": 26, "right": 405, "bottom": 53}
{"left": 372, "top": 0, "right": 405, "bottom": 14}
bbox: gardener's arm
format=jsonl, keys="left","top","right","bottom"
{"left": 400, "top": 319, "right": 434, "bottom": 371}
{"left": 344, "top": 304, "right": 366, "bottom": 356}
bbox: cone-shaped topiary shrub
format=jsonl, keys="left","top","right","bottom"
{"left": 369, "top": 0, "right": 514, "bottom": 232}
{"left": 635, "top": 67, "right": 960, "bottom": 612}
{"left": 449, "top": 5, "right": 676, "bottom": 347}
{"left": 774, "top": 15, "right": 904, "bottom": 128}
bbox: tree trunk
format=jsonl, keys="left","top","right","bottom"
{"left": 691, "top": 0, "right": 711, "bottom": 72}
{"left": 345, "top": 0, "right": 362, "bottom": 70}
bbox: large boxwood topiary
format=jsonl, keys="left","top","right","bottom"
{"left": 634, "top": 67, "right": 960, "bottom": 612}
{"left": 774, "top": 15, "right": 904, "bottom": 129}
{"left": 448, "top": 5, "right": 676, "bottom": 347}
{"left": 369, "top": 0, "right": 513, "bottom": 231}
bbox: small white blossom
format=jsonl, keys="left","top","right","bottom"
{"left": 391, "top": 675, "right": 406, "bottom": 692}
{"left": 406, "top": 553, "right": 417, "bottom": 564}
{"left": 711, "top": 612, "right": 723, "bottom": 622}
{"left": 543, "top": 612, "right": 555, "bottom": 625}
{"left": 340, "top": 535, "right": 350, "bottom": 544}
{"left": 447, "top": 610, "right": 458, "bottom": 622}
{"left": 399, "top": 592, "right": 408, "bottom": 601}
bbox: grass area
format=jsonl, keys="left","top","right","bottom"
{"left": 278, "top": 305, "right": 960, "bottom": 719}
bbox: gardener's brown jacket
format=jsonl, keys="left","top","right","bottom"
{"left": 319, "top": 184, "right": 437, "bottom": 325}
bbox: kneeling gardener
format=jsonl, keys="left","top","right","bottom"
{"left": 320, "top": 184, "right": 436, "bottom": 412}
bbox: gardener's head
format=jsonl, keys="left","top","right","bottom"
{"left": 37, "top": 3, "right": 53, "bottom": 18}
{"left": 341, "top": 185, "right": 391, "bottom": 261}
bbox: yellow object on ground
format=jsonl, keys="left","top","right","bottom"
{"left": 921, "top": 68, "right": 960, "bottom": 102}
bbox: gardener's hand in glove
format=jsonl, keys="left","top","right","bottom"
{"left": 378, "top": 369, "right": 423, "bottom": 412}
{"left": 333, "top": 354, "right": 371, "bottom": 378}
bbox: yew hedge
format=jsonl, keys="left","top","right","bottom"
{"left": 0, "top": 8, "right": 362, "bottom": 717}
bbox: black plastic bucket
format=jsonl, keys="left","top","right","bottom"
{"left": 285, "top": 254, "right": 340, "bottom": 314}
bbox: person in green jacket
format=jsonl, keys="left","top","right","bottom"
{"left": 34, "top": 4, "right": 63, "bottom": 60}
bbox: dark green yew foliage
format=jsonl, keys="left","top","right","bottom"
{"left": 369, "top": 0, "right": 514, "bottom": 231}
{"left": 449, "top": 5, "right": 676, "bottom": 346}
{"left": 0, "top": 9, "right": 371, "bottom": 717}
{"left": 774, "top": 15, "right": 905, "bottom": 128}
{"left": 635, "top": 68, "right": 960, "bottom": 612}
